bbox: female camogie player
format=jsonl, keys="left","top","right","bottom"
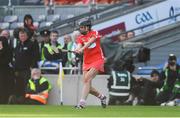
{"left": 74, "top": 19, "right": 106, "bottom": 109}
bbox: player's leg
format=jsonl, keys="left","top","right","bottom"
{"left": 76, "top": 68, "right": 106, "bottom": 108}
{"left": 76, "top": 69, "right": 96, "bottom": 108}
{"left": 90, "top": 86, "right": 107, "bottom": 108}
{"left": 75, "top": 71, "right": 87, "bottom": 108}
{"left": 82, "top": 68, "right": 99, "bottom": 98}
{"left": 90, "top": 86, "right": 104, "bottom": 98}
{"left": 87, "top": 68, "right": 107, "bottom": 108}
{"left": 87, "top": 68, "right": 106, "bottom": 108}
{"left": 76, "top": 68, "right": 98, "bottom": 108}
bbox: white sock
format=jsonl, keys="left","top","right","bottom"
{"left": 79, "top": 99, "right": 86, "bottom": 106}
{"left": 98, "top": 94, "right": 104, "bottom": 100}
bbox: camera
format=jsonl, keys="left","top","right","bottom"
{"left": 102, "top": 40, "right": 150, "bottom": 73}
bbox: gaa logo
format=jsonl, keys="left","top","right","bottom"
{"left": 135, "top": 11, "right": 153, "bottom": 24}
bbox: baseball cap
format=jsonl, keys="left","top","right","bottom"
{"left": 168, "top": 54, "right": 177, "bottom": 61}
{"left": 40, "top": 29, "right": 50, "bottom": 37}
{"left": 150, "top": 69, "right": 159, "bottom": 77}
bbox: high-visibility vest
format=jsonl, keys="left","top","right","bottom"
{"left": 41, "top": 47, "right": 45, "bottom": 61}
{"left": 109, "top": 70, "right": 131, "bottom": 96}
{"left": 161, "top": 68, "right": 180, "bottom": 91}
{"left": 67, "top": 42, "right": 74, "bottom": 61}
{"left": 173, "top": 80, "right": 180, "bottom": 94}
{"left": 66, "top": 42, "right": 76, "bottom": 66}
{"left": 41, "top": 43, "right": 63, "bottom": 60}
{"left": 27, "top": 77, "right": 51, "bottom": 104}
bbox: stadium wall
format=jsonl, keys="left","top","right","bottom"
{"left": 44, "top": 74, "right": 109, "bottom": 105}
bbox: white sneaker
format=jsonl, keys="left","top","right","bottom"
{"left": 74, "top": 105, "right": 85, "bottom": 109}
{"left": 166, "top": 101, "right": 175, "bottom": 106}
{"left": 160, "top": 102, "right": 167, "bottom": 106}
{"left": 101, "top": 96, "right": 107, "bottom": 108}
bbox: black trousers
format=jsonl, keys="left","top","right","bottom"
{"left": 24, "top": 98, "right": 43, "bottom": 105}
{"left": 108, "top": 95, "right": 129, "bottom": 105}
{"left": 141, "top": 81, "right": 157, "bottom": 105}
{"left": 8, "top": 95, "right": 43, "bottom": 105}
{"left": 155, "top": 89, "right": 173, "bottom": 104}
{"left": 0, "top": 68, "right": 15, "bottom": 104}
{"left": 14, "top": 70, "right": 31, "bottom": 97}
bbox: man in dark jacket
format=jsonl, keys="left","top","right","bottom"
{"left": 0, "top": 36, "right": 13, "bottom": 104}
{"left": 13, "top": 28, "right": 40, "bottom": 97}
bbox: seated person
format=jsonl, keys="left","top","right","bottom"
{"left": 161, "top": 76, "right": 180, "bottom": 106}
{"left": 137, "top": 69, "right": 161, "bottom": 105}
{"left": 107, "top": 61, "right": 136, "bottom": 105}
{"left": 156, "top": 54, "right": 180, "bottom": 105}
{"left": 9, "top": 68, "right": 51, "bottom": 105}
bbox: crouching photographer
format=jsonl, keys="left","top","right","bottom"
{"left": 163, "top": 79, "right": 180, "bottom": 106}
{"left": 136, "top": 69, "right": 161, "bottom": 105}
{"left": 156, "top": 54, "right": 180, "bottom": 105}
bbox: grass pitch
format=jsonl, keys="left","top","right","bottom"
{"left": 0, "top": 105, "right": 180, "bottom": 117}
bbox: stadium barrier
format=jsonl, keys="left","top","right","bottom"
{"left": 44, "top": 74, "right": 109, "bottom": 105}
{"left": 39, "top": 61, "right": 109, "bottom": 105}
{"left": 40, "top": 61, "right": 148, "bottom": 105}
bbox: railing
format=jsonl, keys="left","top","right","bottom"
{"left": 0, "top": 4, "right": 109, "bottom": 16}
{"left": 39, "top": 61, "right": 81, "bottom": 105}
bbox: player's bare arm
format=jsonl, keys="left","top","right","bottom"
{"left": 74, "top": 43, "right": 83, "bottom": 54}
{"left": 76, "top": 36, "right": 96, "bottom": 54}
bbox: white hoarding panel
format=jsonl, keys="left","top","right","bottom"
{"left": 92, "top": 0, "right": 180, "bottom": 36}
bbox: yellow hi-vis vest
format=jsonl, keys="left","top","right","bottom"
{"left": 41, "top": 43, "right": 63, "bottom": 60}
{"left": 27, "top": 77, "right": 51, "bottom": 104}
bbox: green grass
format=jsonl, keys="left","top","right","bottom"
{"left": 0, "top": 105, "right": 180, "bottom": 117}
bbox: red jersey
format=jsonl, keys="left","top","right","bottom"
{"left": 77, "top": 30, "right": 104, "bottom": 64}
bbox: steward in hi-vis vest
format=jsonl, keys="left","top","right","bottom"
{"left": 8, "top": 68, "right": 51, "bottom": 105}
{"left": 107, "top": 58, "right": 138, "bottom": 105}
{"left": 108, "top": 69, "right": 133, "bottom": 105}
{"left": 109, "top": 70, "right": 131, "bottom": 97}
{"left": 39, "top": 29, "right": 51, "bottom": 61}
{"left": 43, "top": 30, "right": 64, "bottom": 61}
{"left": 25, "top": 76, "right": 51, "bottom": 104}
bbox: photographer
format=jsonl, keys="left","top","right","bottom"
{"left": 136, "top": 70, "right": 161, "bottom": 105}
{"left": 163, "top": 78, "right": 180, "bottom": 106}
{"left": 156, "top": 54, "right": 180, "bottom": 105}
